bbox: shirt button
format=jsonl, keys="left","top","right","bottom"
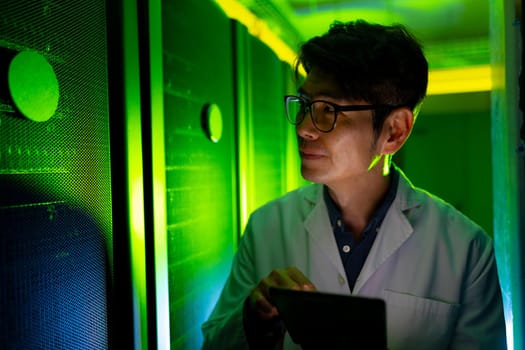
{"left": 337, "top": 219, "right": 342, "bottom": 227}
{"left": 338, "top": 275, "right": 346, "bottom": 285}
{"left": 342, "top": 245, "right": 350, "bottom": 253}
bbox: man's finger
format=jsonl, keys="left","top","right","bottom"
{"left": 250, "top": 288, "right": 279, "bottom": 319}
{"left": 286, "top": 266, "right": 316, "bottom": 290}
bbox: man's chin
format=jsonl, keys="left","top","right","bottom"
{"left": 301, "top": 167, "right": 327, "bottom": 184}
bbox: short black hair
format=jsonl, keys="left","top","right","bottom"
{"left": 295, "top": 20, "right": 428, "bottom": 132}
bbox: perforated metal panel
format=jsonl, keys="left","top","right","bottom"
{"left": 0, "top": 1, "right": 112, "bottom": 348}
{"left": 0, "top": 204, "right": 108, "bottom": 349}
{"left": 162, "top": 1, "right": 238, "bottom": 348}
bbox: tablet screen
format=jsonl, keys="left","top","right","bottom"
{"left": 269, "top": 287, "right": 387, "bottom": 349}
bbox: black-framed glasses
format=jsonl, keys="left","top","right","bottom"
{"left": 284, "top": 95, "right": 403, "bottom": 133}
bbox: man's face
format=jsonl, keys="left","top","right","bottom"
{"left": 296, "top": 69, "right": 382, "bottom": 186}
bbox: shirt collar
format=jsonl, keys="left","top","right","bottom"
{"left": 323, "top": 167, "right": 399, "bottom": 233}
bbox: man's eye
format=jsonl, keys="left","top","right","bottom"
{"left": 322, "top": 104, "right": 335, "bottom": 113}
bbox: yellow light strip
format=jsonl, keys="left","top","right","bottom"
{"left": 215, "top": 0, "right": 493, "bottom": 95}
{"left": 214, "top": 0, "right": 298, "bottom": 68}
{"left": 427, "top": 64, "right": 493, "bottom": 95}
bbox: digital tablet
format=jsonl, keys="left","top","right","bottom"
{"left": 269, "top": 287, "right": 387, "bottom": 349}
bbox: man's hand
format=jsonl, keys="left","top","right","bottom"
{"left": 248, "top": 266, "right": 316, "bottom": 321}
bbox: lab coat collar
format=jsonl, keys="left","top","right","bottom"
{"left": 300, "top": 168, "right": 422, "bottom": 294}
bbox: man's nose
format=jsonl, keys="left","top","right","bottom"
{"left": 296, "top": 113, "right": 320, "bottom": 140}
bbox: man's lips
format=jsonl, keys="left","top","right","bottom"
{"left": 299, "top": 149, "right": 325, "bottom": 159}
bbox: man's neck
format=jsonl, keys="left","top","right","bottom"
{"left": 325, "top": 169, "right": 391, "bottom": 240}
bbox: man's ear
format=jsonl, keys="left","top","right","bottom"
{"left": 379, "top": 108, "right": 414, "bottom": 155}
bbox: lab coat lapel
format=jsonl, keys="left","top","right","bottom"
{"left": 353, "top": 173, "right": 418, "bottom": 294}
{"left": 302, "top": 187, "right": 347, "bottom": 280}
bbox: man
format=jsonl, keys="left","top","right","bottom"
{"left": 202, "top": 20, "right": 507, "bottom": 349}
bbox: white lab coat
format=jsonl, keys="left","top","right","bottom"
{"left": 202, "top": 169, "right": 507, "bottom": 349}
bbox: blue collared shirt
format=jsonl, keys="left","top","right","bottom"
{"left": 323, "top": 168, "right": 399, "bottom": 292}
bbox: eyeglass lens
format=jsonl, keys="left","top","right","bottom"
{"left": 286, "top": 97, "right": 335, "bottom": 132}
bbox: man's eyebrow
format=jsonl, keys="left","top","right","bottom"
{"left": 297, "top": 88, "right": 340, "bottom": 100}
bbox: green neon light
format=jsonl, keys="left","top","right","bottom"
{"left": 127, "top": 125, "right": 148, "bottom": 346}
{"left": 284, "top": 119, "right": 304, "bottom": 192}
{"left": 147, "top": 0, "right": 171, "bottom": 348}
{"left": 129, "top": 179, "right": 148, "bottom": 349}
{"left": 235, "top": 21, "right": 252, "bottom": 232}
{"left": 490, "top": 0, "right": 524, "bottom": 348}
{"left": 122, "top": 0, "right": 148, "bottom": 348}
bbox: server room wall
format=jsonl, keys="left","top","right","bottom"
{"left": 161, "top": 1, "right": 303, "bottom": 348}
{"left": 2, "top": 0, "right": 506, "bottom": 349}
{"left": 234, "top": 20, "right": 306, "bottom": 232}
{"left": 396, "top": 92, "right": 494, "bottom": 237}
{"left": 162, "top": 1, "right": 237, "bottom": 348}
{"left": 0, "top": 0, "right": 299, "bottom": 348}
